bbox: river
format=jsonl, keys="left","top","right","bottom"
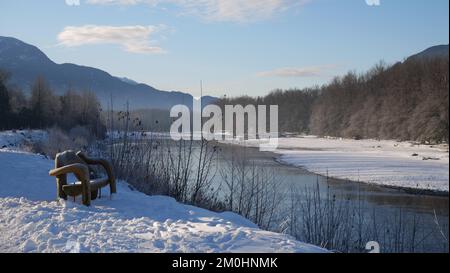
{"left": 110, "top": 137, "right": 449, "bottom": 252}
{"left": 212, "top": 143, "right": 449, "bottom": 253}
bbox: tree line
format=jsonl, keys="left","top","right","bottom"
{"left": 1, "top": 55, "right": 448, "bottom": 143}
{"left": 0, "top": 71, "right": 105, "bottom": 138}
{"left": 217, "top": 57, "right": 449, "bottom": 143}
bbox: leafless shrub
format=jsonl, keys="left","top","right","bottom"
{"left": 101, "top": 104, "right": 224, "bottom": 211}
{"left": 220, "top": 147, "right": 284, "bottom": 230}
{"left": 286, "top": 180, "right": 449, "bottom": 253}
{"left": 24, "top": 126, "right": 94, "bottom": 159}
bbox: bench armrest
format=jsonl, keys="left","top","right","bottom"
{"left": 49, "top": 163, "right": 89, "bottom": 182}
{"left": 49, "top": 163, "right": 92, "bottom": 206}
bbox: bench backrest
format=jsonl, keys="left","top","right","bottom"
{"left": 55, "top": 150, "right": 87, "bottom": 168}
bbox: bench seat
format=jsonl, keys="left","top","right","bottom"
{"left": 62, "top": 178, "right": 110, "bottom": 197}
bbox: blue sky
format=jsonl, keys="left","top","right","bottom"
{"left": 0, "top": 0, "right": 448, "bottom": 97}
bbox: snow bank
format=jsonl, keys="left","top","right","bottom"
{"left": 0, "top": 149, "right": 325, "bottom": 253}
{"left": 0, "top": 130, "right": 47, "bottom": 151}
{"left": 224, "top": 136, "right": 449, "bottom": 193}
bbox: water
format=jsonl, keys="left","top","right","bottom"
{"left": 110, "top": 138, "right": 449, "bottom": 252}
{"left": 212, "top": 144, "right": 449, "bottom": 252}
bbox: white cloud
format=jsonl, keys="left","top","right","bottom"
{"left": 86, "top": 0, "right": 150, "bottom": 5}
{"left": 256, "top": 65, "right": 336, "bottom": 78}
{"left": 57, "top": 25, "right": 166, "bottom": 54}
{"left": 84, "top": 0, "right": 308, "bottom": 23}
{"left": 174, "top": 0, "right": 303, "bottom": 22}
{"left": 365, "top": 0, "right": 380, "bottom": 6}
{"left": 65, "top": 0, "right": 81, "bottom": 6}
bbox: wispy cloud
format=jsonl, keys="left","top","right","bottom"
{"left": 365, "top": 0, "right": 381, "bottom": 6}
{"left": 256, "top": 65, "right": 337, "bottom": 78}
{"left": 83, "top": 0, "right": 308, "bottom": 23}
{"left": 65, "top": 0, "right": 81, "bottom": 6}
{"left": 57, "top": 25, "right": 167, "bottom": 54}
{"left": 174, "top": 0, "right": 305, "bottom": 22}
{"left": 86, "top": 0, "right": 150, "bottom": 5}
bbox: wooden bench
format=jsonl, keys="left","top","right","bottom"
{"left": 49, "top": 151, "right": 116, "bottom": 206}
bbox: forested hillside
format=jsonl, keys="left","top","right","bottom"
{"left": 312, "top": 57, "right": 448, "bottom": 142}
{"left": 0, "top": 71, "right": 105, "bottom": 137}
{"left": 218, "top": 56, "right": 449, "bottom": 143}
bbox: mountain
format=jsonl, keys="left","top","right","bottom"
{"left": 118, "top": 77, "right": 139, "bottom": 85}
{"left": 407, "top": 44, "right": 449, "bottom": 61}
{"left": 0, "top": 36, "right": 216, "bottom": 110}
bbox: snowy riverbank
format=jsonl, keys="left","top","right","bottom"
{"left": 0, "top": 131, "right": 326, "bottom": 253}
{"left": 224, "top": 136, "right": 449, "bottom": 193}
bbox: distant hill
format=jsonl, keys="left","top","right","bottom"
{"left": 0, "top": 36, "right": 216, "bottom": 110}
{"left": 407, "top": 44, "right": 449, "bottom": 61}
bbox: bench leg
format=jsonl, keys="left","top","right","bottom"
{"left": 56, "top": 175, "right": 68, "bottom": 200}
{"left": 110, "top": 178, "right": 117, "bottom": 195}
{"left": 81, "top": 176, "right": 91, "bottom": 206}
{"left": 91, "top": 189, "right": 99, "bottom": 200}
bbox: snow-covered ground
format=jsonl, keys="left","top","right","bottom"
{"left": 0, "top": 130, "right": 47, "bottom": 151}
{"left": 0, "top": 131, "right": 325, "bottom": 253}
{"left": 225, "top": 136, "right": 449, "bottom": 193}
